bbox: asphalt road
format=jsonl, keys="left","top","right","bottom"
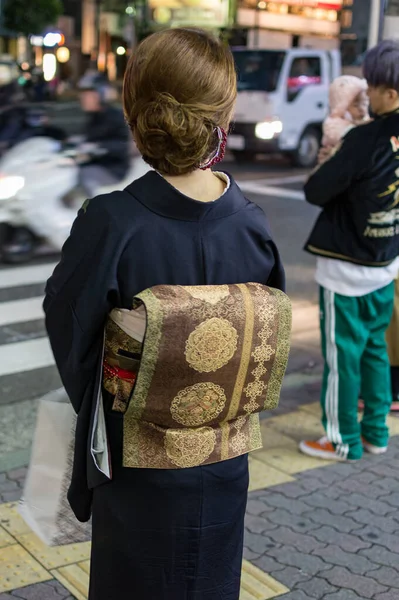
{"left": 0, "top": 101, "right": 320, "bottom": 471}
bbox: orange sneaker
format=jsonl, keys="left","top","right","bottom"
{"left": 299, "top": 437, "right": 352, "bottom": 461}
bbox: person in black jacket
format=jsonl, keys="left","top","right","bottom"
{"left": 44, "top": 29, "right": 285, "bottom": 600}
{"left": 300, "top": 40, "right": 399, "bottom": 463}
{"left": 77, "top": 72, "right": 130, "bottom": 196}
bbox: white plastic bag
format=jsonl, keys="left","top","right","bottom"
{"left": 19, "top": 388, "right": 91, "bottom": 546}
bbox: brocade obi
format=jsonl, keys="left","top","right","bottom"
{"left": 103, "top": 283, "right": 292, "bottom": 469}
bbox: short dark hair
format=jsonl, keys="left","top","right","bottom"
{"left": 363, "top": 40, "right": 399, "bottom": 92}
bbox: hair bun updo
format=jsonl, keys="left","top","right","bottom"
{"left": 123, "top": 28, "right": 237, "bottom": 176}
{"left": 133, "top": 92, "right": 216, "bottom": 174}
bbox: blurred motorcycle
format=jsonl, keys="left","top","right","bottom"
{"left": 0, "top": 136, "right": 150, "bottom": 263}
{"left": 0, "top": 105, "right": 65, "bottom": 157}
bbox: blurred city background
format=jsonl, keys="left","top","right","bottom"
{"left": 0, "top": 0, "right": 397, "bottom": 101}
{"left": 1, "top": 1, "right": 399, "bottom": 600}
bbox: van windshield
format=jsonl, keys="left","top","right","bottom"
{"left": 233, "top": 50, "right": 286, "bottom": 93}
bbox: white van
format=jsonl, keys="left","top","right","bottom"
{"left": 229, "top": 48, "right": 341, "bottom": 167}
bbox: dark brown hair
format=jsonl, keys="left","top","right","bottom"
{"left": 123, "top": 28, "right": 237, "bottom": 175}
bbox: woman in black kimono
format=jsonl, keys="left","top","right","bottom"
{"left": 44, "top": 28, "right": 286, "bottom": 600}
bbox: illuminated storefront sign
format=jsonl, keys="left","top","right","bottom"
{"left": 240, "top": 0, "right": 342, "bottom": 23}
{"left": 149, "top": 0, "right": 230, "bottom": 27}
{"left": 268, "top": 0, "right": 342, "bottom": 7}
{"left": 237, "top": 0, "right": 343, "bottom": 37}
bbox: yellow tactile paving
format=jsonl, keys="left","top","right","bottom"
{"left": 16, "top": 532, "right": 91, "bottom": 570}
{"left": 50, "top": 559, "right": 288, "bottom": 600}
{"left": 265, "top": 409, "right": 326, "bottom": 443}
{"left": 254, "top": 445, "right": 328, "bottom": 475}
{"left": 51, "top": 564, "right": 89, "bottom": 600}
{"left": 248, "top": 456, "right": 294, "bottom": 492}
{"left": 0, "top": 502, "right": 31, "bottom": 536}
{"left": 78, "top": 560, "right": 90, "bottom": 575}
{"left": 298, "top": 402, "right": 399, "bottom": 439}
{"left": 298, "top": 401, "right": 322, "bottom": 416}
{"left": 259, "top": 425, "right": 297, "bottom": 451}
{"left": 0, "top": 544, "right": 52, "bottom": 592}
{"left": 298, "top": 401, "right": 399, "bottom": 437}
{"left": 240, "top": 560, "right": 289, "bottom": 599}
{"left": 0, "top": 525, "right": 15, "bottom": 548}
{"left": 387, "top": 414, "right": 399, "bottom": 435}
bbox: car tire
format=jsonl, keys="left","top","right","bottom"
{"left": 1, "top": 226, "right": 37, "bottom": 264}
{"left": 290, "top": 128, "right": 320, "bottom": 168}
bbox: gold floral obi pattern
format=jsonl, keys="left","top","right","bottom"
{"left": 107, "top": 283, "right": 291, "bottom": 469}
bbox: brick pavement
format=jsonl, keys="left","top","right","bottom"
{"left": 244, "top": 437, "right": 399, "bottom": 599}
{"left": 1, "top": 378, "right": 399, "bottom": 599}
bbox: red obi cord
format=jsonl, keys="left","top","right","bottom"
{"left": 103, "top": 361, "right": 137, "bottom": 383}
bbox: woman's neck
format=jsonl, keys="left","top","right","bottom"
{"left": 162, "top": 168, "right": 227, "bottom": 203}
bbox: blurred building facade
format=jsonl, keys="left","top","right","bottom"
{"left": 340, "top": 0, "right": 371, "bottom": 66}
{"left": 0, "top": 0, "right": 390, "bottom": 86}
{"left": 235, "top": 1, "right": 345, "bottom": 50}
{"left": 64, "top": 0, "right": 374, "bottom": 77}
{"left": 384, "top": 0, "right": 399, "bottom": 37}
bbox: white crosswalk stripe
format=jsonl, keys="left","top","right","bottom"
{"left": 238, "top": 181, "right": 305, "bottom": 201}
{"left": 0, "top": 296, "right": 44, "bottom": 326}
{"left": 0, "top": 337, "right": 54, "bottom": 376}
{"left": 0, "top": 260, "right": 60, "bottom": 468}
{"left": 0, "top": 262, "right": 54, "bottom": 379}
{"left": 0, "top": 263, "right": 56, "bottom": 289}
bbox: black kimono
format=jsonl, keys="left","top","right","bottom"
{"left": 44, "top": 171, "right": 285, "bottom": 600}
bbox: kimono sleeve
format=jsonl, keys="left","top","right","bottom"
{"left": 43, "top": 196, "right": 125, "bottom": 413}
{"left": 266, "top": 238, "right": 285, "bottom": 292}
{"left": 253, "top": 205, "right": 286, "bottom": 292}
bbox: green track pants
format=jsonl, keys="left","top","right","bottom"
{"left": 319, "top": 282, "right": 394, "bottom": 460}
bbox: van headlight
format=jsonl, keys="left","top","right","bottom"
{"left": 255, "top": 120, "right": 283, "bottom": 140}
{"left": 0, "top": 176, "right": 25, "bottom": 200}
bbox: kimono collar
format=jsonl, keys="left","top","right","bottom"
{"left": 124, "top": 170, "right": 248, "bottom": 222}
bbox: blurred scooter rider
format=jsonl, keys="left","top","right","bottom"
{"left": 78, "top": 72, "right": 130, "bottom": 197}
{"left": 0, "top": 106, "right": 65, "bottom": 153}
{"left": 23, "top": 107, "right": 65, "bottom": 141}
{"left": 0, "top": 107, "right": 66, "bottom": 263}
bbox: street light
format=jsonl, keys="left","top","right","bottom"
{"left": 125, "top": 2, "right": 137, "bottom": 50}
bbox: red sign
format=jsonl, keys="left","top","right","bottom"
{"left": 287, "top": 75, "right": 322, "bottom": 88}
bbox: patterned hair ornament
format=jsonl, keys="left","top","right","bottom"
{"left": 200, "top": 126, "right": 227, "bottom": 170}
